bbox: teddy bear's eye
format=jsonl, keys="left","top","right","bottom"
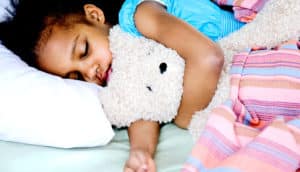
{"left": 159, "top": 62, "right": 167, "bottom": 74}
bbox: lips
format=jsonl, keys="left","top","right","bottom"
{"left": 102, "top": 65, "right": 112, "bottom": 83}
{"left": 95, "top": 65, "right": 112, "bottom": 86}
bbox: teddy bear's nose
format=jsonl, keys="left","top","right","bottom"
{"left": 159, "top": 62, "right": 167, "bottom": 74}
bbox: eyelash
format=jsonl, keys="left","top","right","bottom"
{"left": 82, "top": 40, "right": 89, "bottom": 58}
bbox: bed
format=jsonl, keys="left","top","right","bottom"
{"left": 0, "top": 124, "right": 193, "bottom": 172}
{"left": 1, "top": 0, "right": 299, "bottom": 171}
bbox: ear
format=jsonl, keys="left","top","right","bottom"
{"left": 83, "top": 4, "right": 105, "bottom": 24}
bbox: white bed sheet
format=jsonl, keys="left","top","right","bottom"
{"left": 0, "top": 124, "right": 193, "bottom": 172}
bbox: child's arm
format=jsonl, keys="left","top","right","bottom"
{"left": 124, "top": 120, "right": 159, "bottom": 172}
{"left": 135, "top": 1, "right": 224, "bottom": 128}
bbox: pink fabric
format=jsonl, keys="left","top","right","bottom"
{"left": 213, "top": 0, "right": 270, "bottom": 22}
{"left": 182, "top": 39, "right": 300, "bottom": 172}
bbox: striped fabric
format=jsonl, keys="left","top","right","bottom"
{"left": 213, "top": 0, "right": 270, "bottom": 22}
{"left": 182, "top": 39, "right": 300, "bottom": 172}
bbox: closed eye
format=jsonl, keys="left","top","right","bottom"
{"left": 81, "top": 40, "right": 89, "bottom": 58}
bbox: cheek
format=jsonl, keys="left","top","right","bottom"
{"left": 94, "top": 47, "right": 112, "bottom": 66}
{"left": 100, "top": 43, "right": 112, "bottom": 64}
{"left": 103, "top": 50, "right": 113, "bottom": 65}
{"left": 92, "top": 36, "right": 112, "bottom": 65}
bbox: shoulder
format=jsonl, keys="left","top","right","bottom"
{"left": 118, "top": 0, "right": 168, "bottom": 36}
{"left": 136, "top": 1, "right": 167, "bottom": 15}
{"left": 134, "top": 1, "right": 168, "bottom": 38}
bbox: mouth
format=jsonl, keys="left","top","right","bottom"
{"left": 95, "top": 65, "right": 112, "bottom": 86}
{"left": 102, "top": 65, "right": 112, "bottom": 84}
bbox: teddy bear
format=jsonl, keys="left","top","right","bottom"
{"left": 99, "top": 25, "right": 185, "bottom": 128}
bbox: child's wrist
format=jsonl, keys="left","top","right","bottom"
{"left": 130, "top": 146, "right": 156, "bottom": 158}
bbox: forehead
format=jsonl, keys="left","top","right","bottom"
{"left": 36, "top": 24, "right": 77, "bottom": 75}
{"left": 40, "top": 24, "right": 75, "bottom": 51}
{"left": 36, "top": 14, "right": 86, "bottom": 55}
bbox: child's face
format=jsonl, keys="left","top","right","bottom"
{"left": 36, "top": 5, "right": 112, "bottom": 86}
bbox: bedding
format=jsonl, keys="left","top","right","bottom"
{"left": 212, "top": 0, "right": 270, "bottom": 23}
{"left": 0, "top": 0, "right": 114, "bottom": 148}
{"left": 189, "top": 0, "right": 300, "bottom": 140}
{"left": 182, "top": 40, "right": 300, "bottom": 172}
{"left": 185, "top": 0, "right": 300, "bottom": 170}
{"left": 0, "top": 124, "right": 193, "bottom": 172}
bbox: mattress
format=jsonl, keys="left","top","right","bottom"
{"left": 0, "top": 123, "right": 193, "bottom": 172}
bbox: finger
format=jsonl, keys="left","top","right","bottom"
{"left": 125, "top": 158, "right": 142, "bottom": 170}
{"left": 125, "top": 152, "right": 148, "bottom": 169}
{"left": 137, "top": 168, "right": 147, "bottom": 172}
{"left": 124, "top": 159, "right": 145, "bottom": 172}
{"left": 147, "top": 159, "right": 156, "bottom": 172}
{"left": 137, "top": 164, "right": 149, "bottom": 172}
{"left": 124, "top": 167, "right": 135, "bottom": 172}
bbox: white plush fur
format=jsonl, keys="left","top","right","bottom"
{"left": 188, "top": 0, "right": 300, "bottom": 140}
{"left": 99, "top": 26, "right": 185, "bottom": 128}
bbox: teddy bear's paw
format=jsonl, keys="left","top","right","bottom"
{"left": 187, "top": 68, "right": 231, "bottom": 140}
{"left": 188, "top": 109, "right": 211, "bottom": 141}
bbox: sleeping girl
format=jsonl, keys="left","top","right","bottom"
{"left": 0, "top": 0, "right": 244, "bottom": 171}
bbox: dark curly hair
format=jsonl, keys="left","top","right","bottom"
{"left": 0, "top": 0, "right": 124, "bottom": 67}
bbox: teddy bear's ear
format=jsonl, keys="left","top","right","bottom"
{"left": 109, "top": 25, "right": 143, "bottom": 58}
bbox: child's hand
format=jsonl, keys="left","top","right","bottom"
{"left": 124, "top": 148, "right": 156, "bottom": 172}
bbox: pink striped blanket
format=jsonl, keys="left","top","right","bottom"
{"left": 213, "top": 0, "right": 270, "bottom": 22}
{"left": 182, "top": 39, "right": 300, "bottom": 172}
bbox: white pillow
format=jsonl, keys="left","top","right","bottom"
{"left": 0, "top": 1, "right": 114, "bottom": 148}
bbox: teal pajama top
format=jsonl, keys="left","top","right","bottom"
{"left": 119, "top": 0, "right": 245, "bottom": 41}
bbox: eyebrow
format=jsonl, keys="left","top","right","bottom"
{"left": 71, "top": 34, "right": 80, "bottom": 59}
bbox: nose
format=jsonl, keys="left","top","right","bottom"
{"left": 79, "top": 59, "right": 99, "bottom": 81}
